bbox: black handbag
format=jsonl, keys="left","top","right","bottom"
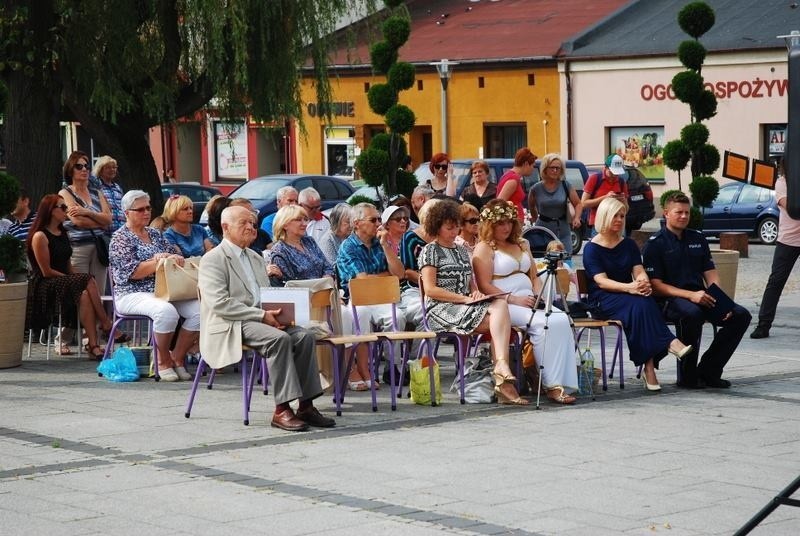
{"left": 91, "top": 229, "right": 110, "bottom": 267}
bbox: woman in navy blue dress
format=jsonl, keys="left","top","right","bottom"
{"left": 582, "top": 198, "right": 692, "bottom": 391}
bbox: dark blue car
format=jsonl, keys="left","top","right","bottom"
{"left": 701, "top": 182, "right": 779, "bottom": 244}
{"left": 227, "top": 174, "right": 355, "bottom": 227}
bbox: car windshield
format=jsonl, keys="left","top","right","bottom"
{"left": 232, "top": 178, "right": 292, "bottom": 200}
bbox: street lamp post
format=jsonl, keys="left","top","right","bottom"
{"left": 779, "top": 30, "right": 800, "bottom": 218}
{"left": 430, "top": 59, "right": 458, "bottom": 154}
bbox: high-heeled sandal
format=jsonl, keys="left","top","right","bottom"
{"left": 668, "top": 344, "right": 692, "bottom": 361}
{"left": 84, "top": 344, "right": 105, "bottom": 361}
{"left": 546, "top": 386, "right": 577, "bottom": 404}
{"left": 103, "top": 328, "right": 130, "bottom": 344}
{"left": 493, "top": 373, "right": 530, "bottom": 405}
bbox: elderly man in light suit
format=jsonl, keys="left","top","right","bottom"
{"left": 198, "top": 206, "right": 335, "bottom": 431}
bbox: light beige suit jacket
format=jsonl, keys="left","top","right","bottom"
{"left": 198, "top": 240, "right": 268, "bottom": 369}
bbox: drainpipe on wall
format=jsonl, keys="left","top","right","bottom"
{"left": 564, "top": 60, "right": 573, "bottom": 160}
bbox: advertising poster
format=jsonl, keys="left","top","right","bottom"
{"left": 609, "top": 126, "right": 665, "bottom": 180}
{"left": 215, "top": 122, "right": 248, "bottom": 179}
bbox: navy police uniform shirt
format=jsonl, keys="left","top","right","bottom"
{"left": 642, "top": 227, "right": 715, "bottom": 293}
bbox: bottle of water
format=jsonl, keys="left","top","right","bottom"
{"left": 578, "top": 348, "right": 594, "bottom": 396}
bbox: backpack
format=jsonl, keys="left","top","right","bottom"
{"left": 587, "top": 168, "right": 654, "bottom": 231}
{"left": 623, "top": 166, "right": 655, "bottom": 231}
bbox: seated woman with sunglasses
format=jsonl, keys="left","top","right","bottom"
{"left": 454, "top": 202, "right": 481, "bottom": 257}
{"left": 109, "top": 190, "right": 200, "bottom": 382}
{"left": 26, "top": 195, "right": 118, "bottom": 359}
{"left": 162, "top": 195, "right": 213, "bottom": 257}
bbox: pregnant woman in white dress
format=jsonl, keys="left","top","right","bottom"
{"left": 473, "top": 200, "right": 578, "bottom": 404}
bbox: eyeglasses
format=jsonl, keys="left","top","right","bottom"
{"left": 433, "top": 164, "right": 448, "bottom": 170}
{"left": 389, "top": 216, "right": 409, "bottom": 222}
{"left": 74, "top": 163, "right": 90, "bottom": 171}
{"left": 361, "top": 217, "right": 380, "bottom": 224}
{"left": 128, "top": 206, "right": 152, "bottom": 213}
{"left": 55, "top": 204, "right": 68, "bottom": 211}
{"left": 463, "top": 218, "right": 480, "bottom": 225}
{"left": 546, "top": 166, "right": 562, "bottom": 171}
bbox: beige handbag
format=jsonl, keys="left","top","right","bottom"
{"left": 154, "top": 256, "right": 201, "bottom": 301}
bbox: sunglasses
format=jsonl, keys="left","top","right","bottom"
{"left": 128, "top": 206, "right": 152, "bottom": 213}
{"left": 433, "top": 164, "right": 448, "bottom": 170}
{"left": 55, "top": 204, "right": 68, "bottom": 211}
{"left": 463, "top": 218, "right": 480, "bottom": 225}
{"left": 74, "top": 163, "right": 90, "bottom": 171}
{"left": 389, "top": 216, "right": 409, "bottom": 222}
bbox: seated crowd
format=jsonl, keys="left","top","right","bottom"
{"left": 10, "top": 147, "right": 752, "bottom": 429}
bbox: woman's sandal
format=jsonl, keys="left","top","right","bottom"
{"left": 493, "top": 373, "right": 530, "bottom": 405}
{"left": 84, "top": 344, "right": 105, "bottom": 361}
{"left": 102, "top": 327, "right": 130, "bottom": 344}
{"left": 546, "top": 386, "right": 577, "bottom": 405}
{"left": 55, "top": 343, "right": 72, "bottom": 356}
{"left": 348, "top": 380, "right": 369, "bottom": 391}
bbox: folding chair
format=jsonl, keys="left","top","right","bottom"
{"left": 572, "top": 268, "right": 625, "bottom": 390}
{"left": 27, "top": 302, "right": 82, "bottom": 359}
{"left": 310, "top": 287, "right": 378, "bottom": 416}
{"left": 101, "top": 275, "right": 159, "bottom": 378}
{"left": 185, "top": 345, "right": 267, "bottom": 425}
{"left": 349, "top": 275, "right": 436, "bottom": 411}
{"left": 418, "top": 278, "right": 511, "bottom": 405}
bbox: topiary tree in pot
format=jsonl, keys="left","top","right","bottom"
{"left": 355, "top": 0, "right": 416, "bottom": 203}
{"left": 661, "top": 1, "right": 720, "bottom": 227}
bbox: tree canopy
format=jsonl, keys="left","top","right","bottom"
{"left": 0, "top": 0, "right": 376, "bottom": 205}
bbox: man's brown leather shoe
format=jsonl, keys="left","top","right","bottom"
{"left": 296, "top": 406, "right": 336, "bottom": 428}
{"left": 270, "top": 408, "right": 309, "bottom": 432}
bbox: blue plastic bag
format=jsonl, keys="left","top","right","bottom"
{"left": 97, "top": 346, "right": 140, "bottom": 382}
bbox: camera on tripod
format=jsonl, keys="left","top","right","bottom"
{"left": 543, "top": 250, "right": 570, "bottom": 271}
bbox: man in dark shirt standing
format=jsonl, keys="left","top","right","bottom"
{"left": 642, "top": 192, "right": 751, "bottom": 389}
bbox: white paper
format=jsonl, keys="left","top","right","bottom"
{"left": 260, "top": 287, "right": 311, "bottom": 327}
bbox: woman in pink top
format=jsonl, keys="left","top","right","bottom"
{"left": 497, "top": 147, "right": 536, "bottom": 221}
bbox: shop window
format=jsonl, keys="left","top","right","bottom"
{"left": 417, "top": 79, "right": 423, "bottom": 91}
{"left": 325, "top": 126, "right": 355, "bottom": 179}
{"left": 527, "top": 74, "right": 535, "bottom": 86}
{"left": 478, "top": 76, "right": 484, "bottom": 88}
{"left": 364, "top": 82, "right": 370, "bottom": 92}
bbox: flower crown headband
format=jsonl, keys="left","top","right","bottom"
{"left": 480, "top": 201, "right": 517, "bottom": 224}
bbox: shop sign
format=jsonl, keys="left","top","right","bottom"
{"left": 769, "top": 127, "right": 786, "bottom": 154}
{"left": 640, "top": 78, "right": 788, "bottom": 101}
{"left": 307, "top": 101, "right": 355, "bottom": 118}
{"left": 215, "top": 122, "right": 248, "bottom": 179}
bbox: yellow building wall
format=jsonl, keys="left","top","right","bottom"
{"left": 297, "top": 66, "right": 560, "bottom": 174}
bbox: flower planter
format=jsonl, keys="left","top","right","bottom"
{"left": 0, "top": 281, "right": 27, "bottom": 369}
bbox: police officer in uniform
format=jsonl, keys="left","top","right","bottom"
{"left": 642, "top": 192, "right": 751, "bottom": 389}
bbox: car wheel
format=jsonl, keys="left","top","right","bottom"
{"left": 570, "top": 229, "right": 582, "bottom": 255}
{"left": 757, "top": 217, "right": 779, "bottom": 244}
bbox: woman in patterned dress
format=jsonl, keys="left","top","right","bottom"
{"left": 109, "top": 190, "right": 200, "bottom": 382}
{"left": 418, "top": 199, "right": 528, "bottom": 405}
{"left": 26, "top": 194, "right": 115, "bottom": 359}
